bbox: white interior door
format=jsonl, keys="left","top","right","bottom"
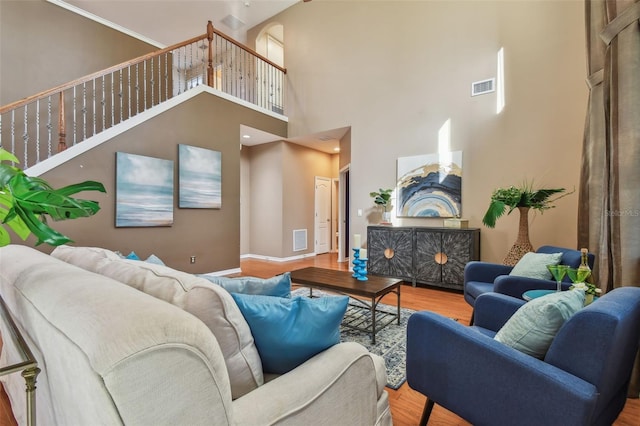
{"left": 315, "top": 176, "right": 331, "bottom": 254}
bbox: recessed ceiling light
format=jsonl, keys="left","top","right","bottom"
{"left": 242, "top": 134, "right": 251, "bottom": 139}
{"left": 334, "top": 147, "right": 340, "bottom": 152}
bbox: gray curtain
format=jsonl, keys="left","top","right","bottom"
{"left": 579, "top": 0, "right": 640, "bottom": 397}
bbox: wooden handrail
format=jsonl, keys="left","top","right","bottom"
{"left": 1, "top": 20, "right": 288, "bottom": 166}
{"left": 0, "top": 33, "right": 207, "bottom": 114}
{"left": 211, "top": 26, "right": 287, "bottom": 74}
{"left": 1, "top": 21, "right": 286, "bottom": 114}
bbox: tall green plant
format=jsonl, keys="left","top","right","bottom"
{"left": 482, "top": 182, "right": 571, "bottom": 228}
{"left": 0, "top": 148, "right": 106, "bottom": 246}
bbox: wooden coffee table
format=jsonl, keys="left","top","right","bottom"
{"left": 290, "top": 267, "right": 402, "bottom": 344}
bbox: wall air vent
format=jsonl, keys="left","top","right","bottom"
{"left": 471, "top": 78, "right": 496, "bottom": 96}
{"left": 221, "top": 14, "right": 245, "bottom": 30}
{"left": 293, "top": 229, "right": 308, "bottom": 252}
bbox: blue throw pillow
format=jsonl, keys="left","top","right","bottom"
{"left": 125, "top": 251, "right": 140, "bottom": 260}
{"left": 199, "top": 272, "right": 291, "bottom": 298}
{"left": 231, "top": 293, "right": 349, "bottom": 374}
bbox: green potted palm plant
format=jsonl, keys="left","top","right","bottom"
{"left": 482, "top": 182, "right": 571, "bottom": 266}
{"left": 0, "top": 148, "right": 106, "bottom": 247}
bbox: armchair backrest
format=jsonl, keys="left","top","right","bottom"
{"left": 536, "top": 245, "right": 595, "bottom": 269}
{"left": 544, "top": 287, "right": 640, "bottom": 424}
{"left": 536, "top": 246, "right": 595, "bottom": 282}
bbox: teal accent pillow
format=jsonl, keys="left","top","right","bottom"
{"left": 509, "top": 252, "right": 563, "bottom": 280}
{"left": 495, "top": 289, "right": 585, "bottom": 358}
{"left": 231, "top": 293, "right": 349, "bottom": 374}
{"left": 199, "top": 272, "right": 291, "bottom": 298}
{"left": 125, "top": 251, "right": 140, "bottom": 260}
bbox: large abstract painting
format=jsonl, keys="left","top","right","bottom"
{"left": 178, "top": 144, "right": 222, "bottom": 208}
{"left": 396, "top": 151, "right": 462, "bottom": 218}
{"left": 115, "top": 152, "right": 174, "bottom": 227}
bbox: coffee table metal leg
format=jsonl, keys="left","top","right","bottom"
{"left": 371, "top": 297, "right": 376, "bottom": 344}
{"left": 397, "top": 285, "right": 401, "bottom": 325}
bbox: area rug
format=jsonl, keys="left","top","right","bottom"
{"left": 291, "top": 287, "right": 414, "bottom": 390}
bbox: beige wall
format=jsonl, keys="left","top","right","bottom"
{"left": 33, "top": 92, "right": 286, "bottom": 273}
{"left": 0, "top": 0, "right": 157, "bottom": 105}
{"left": 249, "top": 0, "right": 588, "bottom": 263}
{"left": 247, "top": 142, "right": 285, "bottom": 256}
{"left": 2, "top": 0, "right": 292, "bottom": 270}
{"left": 282, "top": 142, "right": 337, "bottom": 258}
{"left": 245, "top": 141, "right": 337, "bottom": 258}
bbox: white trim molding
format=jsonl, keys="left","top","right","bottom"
{"left": 240, "top": 253, "right": 316, "bottom": 263}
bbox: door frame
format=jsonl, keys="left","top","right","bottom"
{"left": 338, "top": 164, "right": 350, "bottom": 262}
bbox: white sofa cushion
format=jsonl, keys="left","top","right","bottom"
{"left": 49, "top": 244, "right": 122, "bottom": 268}
{"left": 1, "top": 245, "right": 233, "bottom": 425}
{"left": 51, "top": 245, "right": 263, "bottom": 399}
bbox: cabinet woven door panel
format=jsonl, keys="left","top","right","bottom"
{"left": 414, "top": 230, "right": 441, "bottom": 283}
{"left": 367, "top": 228, "right": 413, "bottom": 279}
{"left": 441, "top": 232, "right": 472, "bottom": 285}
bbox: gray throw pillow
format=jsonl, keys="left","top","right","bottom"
{"left": 509, "top": 252, "right": 563, "bottom": 280}
{"left": 495, "top": 289, "right": 585, "bottom": 358}
{"left": 198, "top": 272, "right": 291, "bottom": 298}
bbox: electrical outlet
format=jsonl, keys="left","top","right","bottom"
{"left": 190, "top": 256, "right": 196, "bottom": 264}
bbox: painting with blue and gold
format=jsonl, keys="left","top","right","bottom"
{"left": 396, "top": 151, "right": 462, "bottom": 218}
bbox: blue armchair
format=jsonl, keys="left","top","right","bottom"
{"left": 406, "top": 287, "right": 640, "bottom": 426}
{"left": 464, "top": 246, "right": 595, "bottom": 315}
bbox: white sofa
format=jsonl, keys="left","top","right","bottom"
{"left": 0, "top": 245, "right": 392, "bottom": 425}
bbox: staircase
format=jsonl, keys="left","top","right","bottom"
{"left": 0, "top": 21, "right": 286, "bottom": 172}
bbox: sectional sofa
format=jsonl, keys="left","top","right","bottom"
{"left": 0, "top": 245, "right": 392, "bottom": 425}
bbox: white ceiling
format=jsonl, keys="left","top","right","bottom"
{"left": 63, "top": 0, "right": 299, "bottom": 45}
{"left": 240, "top": 125, "right": 348, "bottom": 154}
{"left": 60, "top": 0, "right": 343, "bottom": 154}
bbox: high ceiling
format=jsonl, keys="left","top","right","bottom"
{"left": 60, "top": 0, "right": 343, "bottom": 154}
{"left": 63, "top": 0, "right": 299, "bottom": 45}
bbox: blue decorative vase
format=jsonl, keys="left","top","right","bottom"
{"left": 352, "top": 248, "right": 368, "bottom": 281}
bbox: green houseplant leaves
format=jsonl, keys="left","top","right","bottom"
{"left": 482, "top": 183, "right": 570, "bottom": 228}
{"left": 0, "top": 148, "right": 106, "bottom": 246}
{"left": 369, "top": 188, "right": 393, "bottom": 212}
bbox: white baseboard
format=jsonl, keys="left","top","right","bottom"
{"left": 240, "top": 253, "right": 317, "bottom": 263}
{"left": 199, "top": 267, "right": 242, "bottom": 277}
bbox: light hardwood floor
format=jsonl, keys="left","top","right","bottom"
{"left": 0, "top": 253, "right": 637, "bottom": 425}
{"left": 240, "top": 253, "right": 640, "bottom": 426}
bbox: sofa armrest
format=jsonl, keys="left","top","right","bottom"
{"left": 464, "top": 261, "right": 513, "bottom": 283}
{"left": 493, "top": 275, "right": 571, "bottom": 299}
{"left": 406, "top": 311, "right": 598, "bottom": 426}
{"left": 473, "top": 292, "right": 525, "bottom": 331}
{"left": 232, "top": 342, "right": 382, "bottom": 425}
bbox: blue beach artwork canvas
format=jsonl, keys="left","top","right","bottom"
{"left": 178, "top": 144, "right": 222, "bottom": 208}
{"left": 115, "top": 152, "right": 174, "bottom": 227}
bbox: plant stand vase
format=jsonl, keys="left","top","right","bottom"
{"left": 503, "top": 206, "right": 534, "bottom": 266}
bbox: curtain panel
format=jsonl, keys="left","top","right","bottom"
{"left": 579, "top": 0, "right": 640, "bottom": 397}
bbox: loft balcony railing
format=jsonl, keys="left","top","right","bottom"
{"left": 0, "top": 21, "right": 286, "bottom": 169}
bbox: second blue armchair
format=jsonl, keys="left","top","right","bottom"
{"left": 407, "top": 287, "right": 640, "bottom": 425}
{"left": 464, "top": 245, "right": 595, "bottom": 319}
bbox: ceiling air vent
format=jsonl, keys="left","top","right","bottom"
{"left": 222, "top": 14, "right": 245, "bottom": 30}
{"left": 471, "top": 78, "right": 495, "bottom": 96}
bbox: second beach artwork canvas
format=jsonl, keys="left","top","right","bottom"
{"left": 178, "top": 144, "right": 222, "bottom": 209}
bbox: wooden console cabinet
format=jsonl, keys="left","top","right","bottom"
{"left": 367, "top": 226, "right": 480, "bottom": 290}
